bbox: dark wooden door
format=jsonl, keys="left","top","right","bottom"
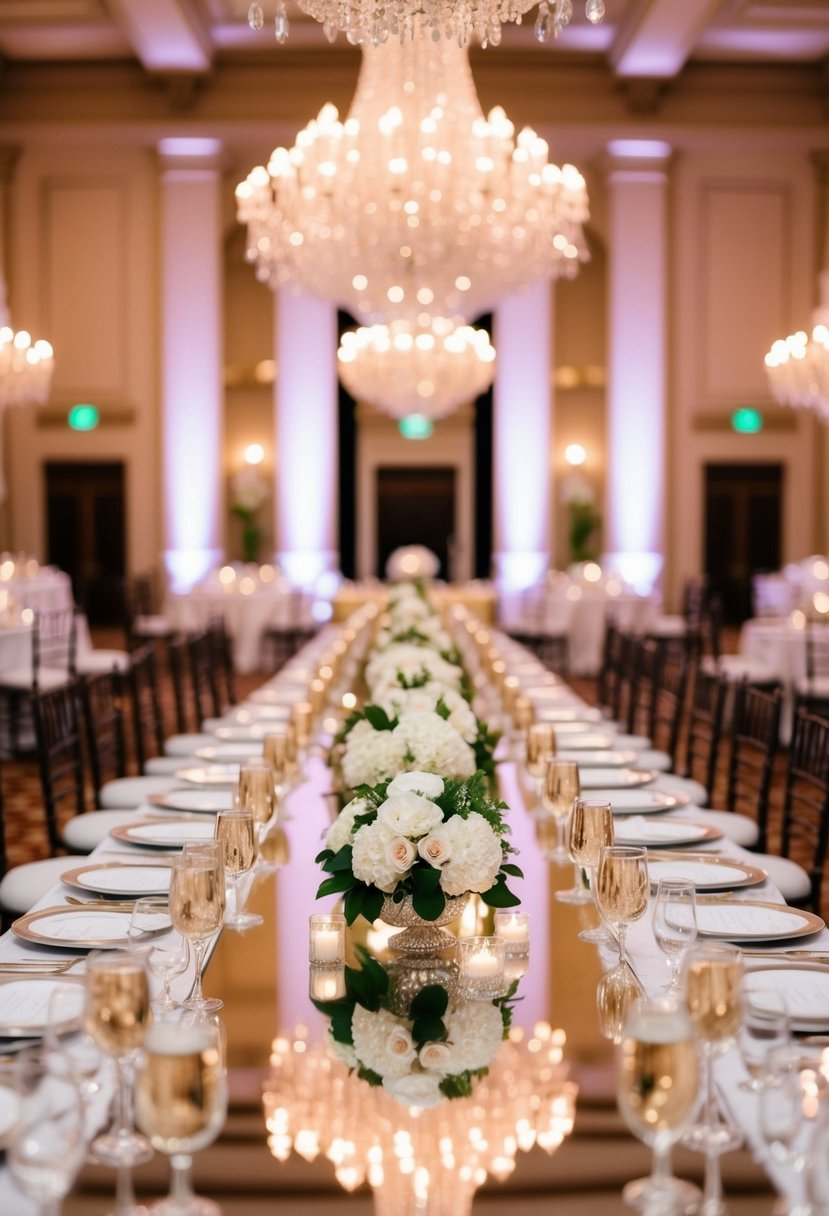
{"left": 704, "top": 463, "right": 783, "bottom": 625}
{"left": 45, "top": 461, "right": 126, "bottom": 625}
{"left": 376, "top": 467, "right": 455, "bottom": 580}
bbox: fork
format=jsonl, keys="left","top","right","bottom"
{"left": 0, "top": 957, "right": 83, "bottom": 973}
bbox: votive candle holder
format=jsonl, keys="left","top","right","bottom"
{"left": 494, "top": 910, "right": 530, "bottom": 957}
{"left": 309, "top": 913, "right": 346, "bottom": 967}
{"left": 458, "top": 935, "right": 506, "bottom": 1000}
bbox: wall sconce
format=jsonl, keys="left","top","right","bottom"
{"left": 563, "top": 443, "right": 587, "bottom": 467}
{"left": 243, "top": 442, "right": 265, "bottom": 466}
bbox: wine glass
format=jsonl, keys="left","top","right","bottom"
{"left": 8, "top": 1047, "right": 87, "bottom": 1216}
{"left": 215, "top": 807, "right": 262, "bottom": 931}
{"left": 135, "top": 1017, "right": 228, "bottom": 1215}
{"left": 262, "top": 729, "right": 292, "bottom": 811}
{"left": 569, "top": 798, "right": 615, "bottom": 942}
{"left": 128, "top": 899, "right": 191, "bottom": 1012}
{"left": 652, "top": 878, "right": 698, "bottom": 990}
{"left": 617, "top": 998, "right": 702, "bottom": 1214}
{"left": 595, "top": 845, "right": 649, "bottom": 965}
{"left": 540, "top": 758, "right": 580, "bottom": 865}
{"left": 682, "top": 942, "right": 744, "bottom": 1216}
{"left": 235, "top": 758, "right": 277, "bottom": 873}
{"left": 525, "top": 722, "right": 557, "bottom": 801}
{"left": 596, "top": 961, "right": 644, "bottom": 1045}
{"left": 84, "top": 949, "right": 153, "bottom": 1168}
{"left": 737, "top": 987, "right": 789, "bottom": 1093}
{"left": 44, "top": 984, "right": 102, "bottom": 1106}
{"left": 169, "top": 842, "right": 226, "bottom": 1014}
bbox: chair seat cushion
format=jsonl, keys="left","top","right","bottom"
{"left": 76, "top": 648, "right": 129, "bottom": 675}
{"left": 648, "top": 773, "right": 709, "bottom": 807}
{"left": 750, "top": 854, "right": 811, "bottom": 903}
{"left": 133, "top": 614, "right": 174, "bottom": 638}
{"left": 632, "top": 749, "right": 672, "bottom": 772}
{"left": 61, "top": 809, "right": 143, "bottom": 853}
{"left": 795, "top": 675, "right": 829, "bottom": 697}
{"left": 164, "top": 733, "right": 216, "bottom": 757}
{"left": 144, "top": 755, "right": 197, "bottom": 776}
{"left": 0, "top": 856, "right": 80, "bottom": 916}
{"left": 99, "top": 775, "right": 181, "bottom": 809}
{"left": 0, "top": 665, "right": 70, "bottom": 691}
{"left": 693, "top": 809, "right": 759, "bottom": 849}
{"left": 700, "top": 655, "right": 779, "bottom": 685}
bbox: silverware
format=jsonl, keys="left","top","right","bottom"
{"left": 740, "top": 949, "right": 829, "bottom": 962}
{"left": 0, "top": 957, "right": 83, "bottom": 973}
{"left": 64, "top": 896, "right": 138, "bottom": 910}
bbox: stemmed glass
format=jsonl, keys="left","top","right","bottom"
{"left": 737, "top": 987, "right": 789, "bottom": 1093}
{"left": 260, "top": 731, "right": 292, "bottom": 867}
{"left": 652, "top": 878, "right": 698, "bottom": 991}
{"left": 235, "top": 758, "right": 277, "bottom": 873}
{"left": 215, "top": 807, "right": 262, "bottom": 931}
{"left": 595, "top": 845, "right": 649, "bottom": 965}
{"left": 84, "top": 949, "right": 153, "bottom": 1168}
{"left": 539, "top": 758, "right": 580, "bottom": 866}
{"left": 135, "top": 1016, "right": 228, "bottom": 1215}
{"left": 617, "top": 998, "right": 702, "bottom": 1214}
{"left": 525, "top": 722, "right": 557, "bottom": 802}
{"left": 682, "top": 942, "right": 744, "bottom": 1216}
{"left": 8, "top": 1047, "right": 87, "bottom": 1216}
{"left": 169, "top": 842, "right": 226, "bottom": 1014}
{"left": 128, "top": 898, "right": 191, "bottom": 1012}
{"left": 569, "top": 798, "right": 615, "bottom": 941}
{"left": 44, "top": 985, "right": 102, "bottom": 1109}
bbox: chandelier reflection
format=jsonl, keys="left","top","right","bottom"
{"left": 248, "top": 0, "right": 605, "bottom": 48}
{"left": 0, "top": 280, "right": 54, "bottom": 410}
{"left": 764, "top": 270, "right": 829, "bottom": 422}
{"left": 236, "top": 27, "right": 589, "bottom": 326}
{"left": 338, "top": 318, "right": 495, "bottom": 419}
{"left": 264, "top": 1021, "right": 576, "bottom": 1215}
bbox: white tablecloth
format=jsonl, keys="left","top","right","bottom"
{"left": 166, "top": 587, "right": 302, "bottom": 674}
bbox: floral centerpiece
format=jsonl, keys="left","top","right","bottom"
{"left": 314, "top": 946, "right": 519, "bottom": 1108}
{"left": 316, "top": 770, "right": 521, "bottom": 927}
{"left": 230, "top": 465, "right": 268, "bottom": 563}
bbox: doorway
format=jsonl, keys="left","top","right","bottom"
{"left": 703, "top": 463, "right": 783, "bottom": 624}
{"left": 376, "top": 467, "right": 455, "bottom": 580}
{"left": 45, "top": 461, "right": 126, "bottom": 625}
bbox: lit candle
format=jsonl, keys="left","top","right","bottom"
{"left": 466, "top": 951, "right": 500, "bottom": 978}
{"left": 494, "top": 910, "right": 530, "bottom": 956}
{"left": 459, "top": 935, "right": 506, "bottom": 999}
{"left": 309, "top": 967, "right": 346, "bottom": 1002}
{"left": 309, "top": 913, "right": 345, "bottom": 966}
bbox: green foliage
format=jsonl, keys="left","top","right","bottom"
{"left": 569, "top": 500, "right": 601, "bottom": 562}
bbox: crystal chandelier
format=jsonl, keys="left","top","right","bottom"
{"left": 247, "top": 0, "right": 605, "bottom": 47}
{"left": 338, "top": 318, "right": 495, "bottom": 419}
{"left": 764, "top": 270, "right": 829, "bottom": 421}
{"left": 263, "top": 1022, "right": 577, "bottom": 1216}
{"left": 236, "top": 27, "right": 589, "bottom": 327}
{"left": 0, "top": 281, "right": 54, "bottom": 410}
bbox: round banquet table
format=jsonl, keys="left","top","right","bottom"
{"left": 738, "top": 616, "right": 817, "bottom": 740}
{"left": 0, "top": 565, "right": 73, "bottom": 613}
{"left": 166, "top": 585, "right": 301, "bottom": 674}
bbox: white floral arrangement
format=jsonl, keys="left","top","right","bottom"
{"left": 339, "top": 709, "right": 477, "bottom": 790}
{"left": 314, "top": 947, "right": 518, "bottom": 1107}
{"left": 317, "top": 770, "right": 521, "bottom": 926}
{"left": 364, "top": 643, "right": 465, "bottom": 701}
{"left": 373, "top": 613, "right": 454, "bottom": 657}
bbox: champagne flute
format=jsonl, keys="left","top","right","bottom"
{"left": 262, "top": 729, "right": 292, "bottom": 809}
{"left": 596, "top": 960, "right": 644, "bottom": 1045}
{"left": 617, "top": 999, "right": 702, "bottom": 1214}
{"left": 652, "top": 878, "right": 698, "bottom": 990}
{"left": 169, "top": 843, "right": 226, "bottom": 1014}
{"left": 525, "top": 722, "right": 557, "bottom": 801}
{"left": 682, "top": 942, "right": 744, "bottom": 1216}
{"left": 84, "top": 949, "right": 153, "bottom": 1168}
{"left": 8, "top": 1047, "right": 87, "bottom": 1216}
{"left": 595, "top": 845, "right": 649, "bottom": 965}
{"left": 540, "top": 758, "right": 580, "bottom": 865}
{"left": 569, "top": 798, "right": 615, "bottom": 942}
{"left": 235, "top": 758, "right": 276, "bottom": 873}
{"left": 737, "top": 987, "right": 789, "bottom": 1093}
{"left": 215, "top": 808, "right": 262, "bottom": 931}
{"left": 128, "top": 899, "right": 191, "bottom": 1012}
{"left": 44, "top": 984, "right": 102, "bottom": 1105}
{"left": 135, "top": 1018, "right": 228, "bottom": 1215}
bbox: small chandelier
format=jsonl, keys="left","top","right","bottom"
{"left": 764, "top": 270, "right": 829, "bottom": 421}
{"left": 236, "top": 26, "right": 589, "bottom": 326}
{"left": 248, "top": 0, "right": 604, "bottom": 47}
{"left": 338, "top": 318, "right": 495, "bottom": 419}
{"left": 0, "top": 281, "right": 54, "bottom": 410}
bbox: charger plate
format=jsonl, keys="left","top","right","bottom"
{"left": 694, "top": 901, "right": 824, "bottom": 942}
{"left": 109, "top": 818, "right": 217, "bottom": 849}
{"left": 557, "top": 749, "right": 639, "bottom": 768}
{"left": 608, "top": 789, "right": 688, "bottom": 815}
{"left": 195, "top": 743, "right": 263, "bottom": 763}
{"left": 743, "top": 965, "right": 829, "bottom": 1031}
{"left": 0, "top": 974, "right": 83, "bottom": 1036}
{"left": 60, "top": 860, "right": 173, "bottom": 897}
{"left": 647, "top": 853, "right": 767, "bottom": 890}
{"left": 579, "top": 768, "right": 655, "bottom": 791}
{"left": 146, "top": 788, "right": 233, "bottom": 815}
{"left": 613, "top": 818, "right": 722, "bottom": 848}
{"left": 12, "top": 905, "right": 168, "bottom": 950}
{"left": 174, "top": 764, "right": 240, "bottom": 787}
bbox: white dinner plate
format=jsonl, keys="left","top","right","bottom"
{"left": 12, "top": 906, "right": 168, "bottom": 950}
{"left": 694, "top": 901, "right": 824, "bottom": 943}
{"left": 549, "top": 732, "right": 616, "bottom": 750}
{"left": 607, "top": 789, "right": 688, "bottom": 814}
{"left": 195, "top": 743, "right": 263, "bottom": 763}
{"left": 613, "top": 817, "right": 722, "bottom": 847}
{"left": 249, "top": 687, "right": 307, "bottom": 705}
{"left": 0, "top": 975, "right": 84, "bottom": 1036}
{"left": 146, "top": 788, "right": 234, "bottom": 815}
{"left": 743, "top": 966, "right": 829, "bottom": 1031}
{"left": 578, "top": 768, "right": 655, "bottom": 791}
{"left": 557, "top": 749, "right": 639, "bottom": 768}
{"left": 175, "top": 765, "right": 240, "bottom": 787}
{"left": 0, "top": 1085, "right": 19, "bottom": 1148}
{"left": 227, "top": 705, "right": 292, "bottom": 724}
{"left": 109, "top": 818, "right": 218, "bottom": 848}
{"left": 536, "top": 707, "right": 603, "bottom": 724}
{"left": 212, "top": 725, "right": 272, "bottom": 742}
{"left": 646, "top": 853, "right": 767, "bottom": 890}
{"left": 60, "top": 860, "right": 173, "bottom": 897}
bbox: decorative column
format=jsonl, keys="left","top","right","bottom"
{"left": 274, "top": 288, "right": 339, "bottom": 587}
{"left": 492, "top": 277, "right": 552, "bottom": 624}
{"left": 604, "top": 140, "right": 672, "bottom": 595}
{"left": 158, "top": 137, "right": 225, "bottom": 592}
{"left": 811, "top": 151, "right": 829, "bottom": 556}
{"left": 0, "top": 146, "right": 21, "bottom": 523}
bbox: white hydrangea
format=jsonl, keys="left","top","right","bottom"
{"left": 377, "top": 685, "right": 478, "bottom": 743}
{"left": 437, "top": 812, "right": 504, "bottom": 896}
{"left": 351, "top": 819, "right": 399, "bottom": 892}
{"left": 393, "top": 711, "right": 476, "bottom": 781}
{"left": 444, "top": 1001, "right": 505, "bottom": 1073}
{"left": 365, "top": 644, "right": 464, "bottom": 698}
{"left": 326, "top": 1030, "right": 358, "bottom": 1071}
{"left": 324, "top": 796, "right": 371, "bottom": 854}
{"left": 382, "top": 1072, "right": 445, "bottom": 1109}
{"left": 351, "top": 1006, "right": 415, "bottom": 1078}
{"left": 387, "top": 771, "right": 444, "bottom": 799}
{"left": 376, "top": 790, "right": 444, "bottom": 838}
{"left": 341, "top": 719, "right": 406, "bottom": 789}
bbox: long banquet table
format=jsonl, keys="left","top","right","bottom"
{"left": 0, "top": 615, "right": 813, "bottom": 1213}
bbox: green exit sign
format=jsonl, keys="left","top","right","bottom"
{"left": 731, "top": 407, "right": 763, "bottom": 434}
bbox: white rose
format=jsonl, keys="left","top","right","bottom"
{"left": 351, "top": 819, "right": 400, "bottom": 892}
{"left": 417, "top": 829, "right": 451, "bottom": 867}
{"left": 418, "top": 1042, "right": 452, "bottom": 1073}
{"left": 351, "top": 1007, "right": 415, "bottom": 1079}
{"left": 387, "top": 771, "right": 445, "bottom": 799}
{"left": 438, "top": 813, "right": 504, "bottom": 896}
{"left": 386, "top": 835, "right": 417, "bottom": 874}
{"left": 377, "top": 790, "right": 444, "bottom": 838}
{"left": 382, "top": 1072, "right": 444, "bottom": 1109}
{"left": 386, "top": 1026, "right": 416, "bottom": 1065}
{"left": 324, "top": 796, "right": 370, "bottom": 854}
